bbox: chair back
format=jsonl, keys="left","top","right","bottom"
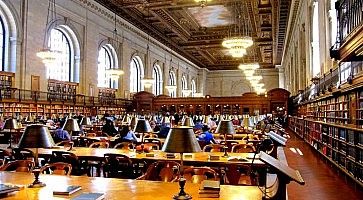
{"left": 0, "top": 160, "right": 34, "bottom": 172}
{"left": 103, "top": 153, "right": 133, "bottom": 178}
{"left": 183, "top": 167, "right": 218, "bottom": 184}
{"left": 202, "top": 144, "right": 225, "bottom": 152}
{"left": 114, "top": 142, "right": 132, "bottom": 150}
{"left": 50, "top": 151, "right": 85, "bottom": 175}
{"left": 137, "top": 161, "right": 180, "bottom": 182}
{"left": 144, "top": 133, "right": 158, "bottom": 138}
{"left": 86, "top": 132, "right": 97, "bottom": 137}
{"left": 89, "top": 141, "right": 109, "bottom": 148}
{"left": 40, "top": 162, "right": 72, "bottom": 175}
{"left": 144, "top": 142, "right": 160, "bottom": 150}
{"left": 231, "top": 144, "right": 255, "bottom": 153}
{"left": 0, "top": 149, "right": 13, "bottom": 163}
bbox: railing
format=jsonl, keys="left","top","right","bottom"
{"left": 337, "top": 0, "right": 363, "bottom": 43}
{"left": 0, "top": 88, "right": 132, "bottom": 107}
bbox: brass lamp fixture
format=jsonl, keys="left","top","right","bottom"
{"left": 162, "top": 126, "right": 201, "bottom": 200}
{"left": 3, "top": 119, "right": 19, "bottom": 149}
{"left": 133, "top": 119, "right": 152, "bottom": 143}
{"left": 182, "top": 117, "right": 195, "bottom": 127}
{"left": 215, "top": 120, "right": 235, "bottom": 157}
{"left": 18, "top": 124, "right": 55, "bottom": 188}
{"left": 62, "top": 118, "right": 80, "bottom": 135}
{"left": 81, "top": 117, "right": 92, "bottom": 126}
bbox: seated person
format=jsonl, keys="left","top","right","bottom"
{"left": 149, "top": 121, "right": 161, "bottom": 132}
{"left": 197, "top": 125, "right": 216, "bottom": 144}
{"left": 232, "top": 117, "right": 240, "bottom": 126}
{"left": 158, "top": 123, "right": 171, "bottom": 138}
{"left": 53, "top": 123, "right": 71, "bottom": 144}
{"left": 194, "top": 120, "right": 203, "bottom": 130}
{"left": 102, "top": 119, "right": 118, "bottom": 137}
{"left": 120, "top": 125, "right": 138, "bottom": 142}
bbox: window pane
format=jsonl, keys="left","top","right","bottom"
{"left": 97, "top": 46, "right": 112, "bottom": 87}
{"left": 130, "top": 57, "right": 142, "bottom": 93}
{"left": 47, "top": 29, "right": 71, "bottom": 81}
{"left": 0, "top": 17, "right": 5, "bottom": 70}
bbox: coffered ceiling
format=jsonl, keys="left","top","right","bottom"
{"left": 95, "top": 0, "right": 292, "bottom": 70}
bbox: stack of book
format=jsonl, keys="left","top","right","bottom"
{"left": 198, "top": 180, "right": 220, "bottom": 198}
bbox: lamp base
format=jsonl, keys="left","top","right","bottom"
{"left": 173, "top": 194, "right": 192, "bottom": 200}
{"left": 173, "top": 177, "right": 192, "bottom": 200}
{"left": 28, "top": 168, "right": 46, "bottom": 188}
{"left": 222, "top": 146, "right": 229, "bottom": 158}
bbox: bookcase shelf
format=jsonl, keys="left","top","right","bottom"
{"left": 289, "top": 116, "right": 363, "bottom": 187}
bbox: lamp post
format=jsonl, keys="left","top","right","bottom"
{"left": 18, "top": 124, "right": 55, "bottom": 187}
{"left": 162, "top": 126, "right": 201, "bottom": 199}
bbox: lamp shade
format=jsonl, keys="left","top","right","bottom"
{"left": 18, "top": 124, "right": 55, "bottom": 148}
{"left": 133, "top": 119, "right": 152, "bottom": 133}
{"left": 241, "top": 117, "right": 249, "bottom": 127}
{"left": 62, "top": 119, "right": 80, "bottom": 132}
{"left": 162, "top": 116, "right": 170, "bottom": 124}
{"left": 3, "top": 119, "right": 18, "bottom": 129}
{"left": 81, "top": 117, "right": 92, "bottom": 126}
{"left": 162, "top": 126, "right": 201, "bottom": 153}
{"left": 182, "top": 117, "right": 195, "bottom": 127}
{"left": 215, "top": 120, "right": 235, "bottom": 134}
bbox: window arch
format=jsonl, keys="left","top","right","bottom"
{"left": 191, "top": 79, "right": 196, "bottom": 97}
{"left": 97, "top": 44, "right": 118, "bottom": 88}
{"left": 0, "top": 1, "right": 17, "bottom": 72}
{"left": 152, "top": 63, "right": 163, "bottom": 95}
{"left": 130, "top": 56, "right": 144, "bottom": 93}
{"left": 181, "top": 75, "right": 187, "bottom": 97}
{"left": 169, "top": 70, "right": 176, "bottom": 97}
{"left": 311, "top": 1, "right": 320, "bottom": 77}
{"left": 46, "top": 26, "right": 80, "bottom": 82}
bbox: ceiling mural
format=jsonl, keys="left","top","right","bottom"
{"left": 95, "top": 0, "right": 292, "bottom": 71}
{"left": 188, "top": 5, "right": 232, "bottom": 27}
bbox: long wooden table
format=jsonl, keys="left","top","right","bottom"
{"left": 0, "top": 171, "right": 262, "bottom": 199}
{"left": 34, "top": 147, "right": 265, "bottom": 166}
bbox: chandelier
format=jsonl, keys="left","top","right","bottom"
{"left": 105, "top": 11, "right": 124, "bottom": 80}
{"left": 222, "top": 1, "right": 253, "bottom": 58}
{"left": 238, "top": 63, "right": 260, "bottom": 71}
{"left": 37, "top": 0, "right": 62, "bottom": 65}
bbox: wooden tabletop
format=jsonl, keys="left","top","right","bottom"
{"left": 0, "top": 171, "right": 262, "bottom": 199}
{"left": 35, "top": 147, "right": 265, "bottom": 166}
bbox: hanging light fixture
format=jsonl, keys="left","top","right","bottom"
{"left": 195, "top": 0, "right": 207, "bottom": 7}
{"left": 105, "top": 10, "right": 124, "bottom": 81}
{"left": 37, "top": 0, "right": 62, "bottom": 65}
{"left": 222, "top": 1, "right": 253, "bottom": 58}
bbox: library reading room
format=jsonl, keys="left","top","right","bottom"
{"left": 0, "top": 0, "right": 362, "bottom": 199}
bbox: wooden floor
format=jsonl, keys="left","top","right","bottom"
{"left": 285, "top": 130, "right": 363, "bottom": 200}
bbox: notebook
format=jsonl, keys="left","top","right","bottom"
{"left": 71, "top": 193, "right": 105, "bottom": 200}
{"left": 53, "top": 185, "right": 82, "bottom": 195}
{"left": 0, "top": 184, "right": 20, "bottom": 195}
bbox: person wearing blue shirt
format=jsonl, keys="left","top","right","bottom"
{"left": 53, "top": 122, "right": 71, "bottom": 144}
{"left": 198, "top": 125, "right": 216, "bottom": 144}
{"left": 120, "top": 125, "right": 138, "bottom": 142}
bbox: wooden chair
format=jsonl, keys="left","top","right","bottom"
{"left": 0, "top": 160, "right": 34, "bottom": 172}
{"left": 136, "top": 161, "right": 180, "bottom": 182}
{"left": 12, "top": 148, "right": 35, "bottom": 160}
{"left": 144, "top": 133, "right": 159, "bottom": 138}
{"left": 103, "top": 153, "right": 140, "bottom": 178}
{"left": 40, "top": 162, "right": 72, "bottom": 176}
{"left": 143, "top": 138, "right": 162, "bottom": 147}
{"left": 114, "top": 142, "right": 132, "bottom": 150}
{"left": 50, "top": 151, "right": 87, "bottom": 176}
{"left": 86, "top": 132, "right": 97, "bottom": 137}
{"left": 183, "top": 167, "right": 218, "bottom": 184}
{"left": 231, "top": 144, "right": 255, "bottom": 153}
{"left": 0, "top": 149, "right": 13, "bottom": 164}
{"left": 89, "top": 141, "right": 110, "bottom": 148}
{"left": 224, "top": 164, "right": 255, "bottom": 186}
{"left": 202, "top": 144, "right": 225, "bottom": 152}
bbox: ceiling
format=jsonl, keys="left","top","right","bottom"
{"left": 95, "top": 0, "right": 292, "bottom": 70}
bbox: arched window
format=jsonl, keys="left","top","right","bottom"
{"left": 97, "top": 45, "right": 118, "bottom": 88}
{"left": 311, "top": 1, "right": 320, "bottom": 77}
{"left": 181, "top": 75, "right": 187, "bottom": 97}
{"left": 0, "top": 16, "right": 5, "bottom": 70}
{"left": 130, "top": 56, "right": 144, "bottom": 93}
{"left": 152, "top": 64, "right": 163, "bottom": 95}
{"left": 191, "top": 79, "right": 196, "bottom": 97}
{"left": 169, "top": 70, "right": 176, "bottom": 97}
{"left": 0, "top": 2, "right": 17, "bottom": 72}
{"left": 46, "top": 26, "right": 79, "bottom": 82}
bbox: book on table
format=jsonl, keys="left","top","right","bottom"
{"left": 71, "top": 192, "right": 105, "bottom": 200}
{"left": 0, "top": 184, "right": 20, "bottom": 195}
{"left": 53, "top": 185, "right": 82, "bottom": 195}
{"left": 198, "top": 180, "right": 220, "bottom": 198}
